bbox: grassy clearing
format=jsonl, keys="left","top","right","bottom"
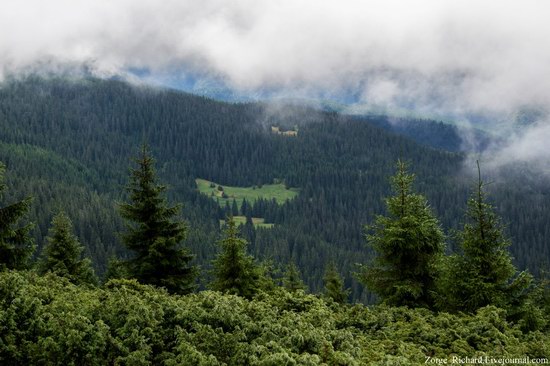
{"left": 195, "top": 178, "right": 299, "bottom": 208}
{"left": 219, "top": 216, "right": 274, "bottom": 229}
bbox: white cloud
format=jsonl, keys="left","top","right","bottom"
{"left": 2, "top": 1, "right": 550, "bottom": 133}
{"left": 486, "top": 119, "right": 550, "bottom": 171}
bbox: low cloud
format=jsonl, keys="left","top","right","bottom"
{"left": 2, "top": 0, "right": 550, "bottom": 167}
{"left": 486, "top": 119, "right": 550, "bottom": 171}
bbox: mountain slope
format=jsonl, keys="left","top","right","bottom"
{"left": 0, "top": 76, "right": 548, "bottom": 301}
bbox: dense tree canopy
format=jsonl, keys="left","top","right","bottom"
{"left": 1, "top": 271, "right": 549, "bottom": 365}
{"left": 0, "top": 77, "right": 549, "bottom": 302}
{"left": 0, "top": 80, "right": 548, "bottom": 362}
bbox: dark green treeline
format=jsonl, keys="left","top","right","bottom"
{"left": 1, "top": 76, "right": 549, "bottom": 302}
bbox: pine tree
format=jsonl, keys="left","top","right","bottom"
{"left": 231, "top": 199, "right": 239, "bottom": 216}
{"left": 119, "top": 145, "right": 197, "bottom": 294}
{"left": 242, "top": 212, "right": 256, "bottom": 246}
{"left": 438, "top": 162, "right": 532, "bottom": 313}
{"left": 357, "top": 160, "right": 444, "bottom": 308}
{"left": 283, "top": 261, "right": 307, "bottom": 292}
{"left": 0, "top": 163, "right": 35, "bottom": 271}
{"left": 241, "top": 198, "right": 249, "bottom": 217}
{"left": 323, "top": 262, "right": 350, "bottom": 304}
{"left": 210, "top": 216, "right": 259, "bottom": 298}
{"left": 38, "top": 211, "right": 97, "bottom": 285}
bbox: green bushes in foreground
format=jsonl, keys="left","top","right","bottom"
{"left": 1, "top": 270, "right": 548, "bottom": 365}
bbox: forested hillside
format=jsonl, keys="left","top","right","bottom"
{"left": 1, "top": 76, "right": 549, "bottom": 301}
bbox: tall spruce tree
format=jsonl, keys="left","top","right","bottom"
{"left": 38, "top": 211, "right": 97, "bottom": 285}
{"left": 210, "top": 216, "right": 259, "bottom": 298}
{"left": 323, "top": 262, "right": 350, "bottom": 304}
{"left": 357, "top": 160, "right": 444, "bottom": 308}
{"left": 437, "top": 162, "right": 532, "bottom": 313}
{"left": 0, "top": 163, "right": 34, "bottom": 271}
{"left": 119, "top": 145, "right": 197, "bottom": 294}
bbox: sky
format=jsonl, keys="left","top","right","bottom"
{"left": 2, "top": 0, "right": 550, "bottom": 167}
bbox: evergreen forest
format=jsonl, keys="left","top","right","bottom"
{"left": 1, "top": 76, "right": 550, "bottom": 364}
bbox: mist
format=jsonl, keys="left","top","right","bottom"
{"left": 2, "top": 0, "right": 550, "bottom": 169}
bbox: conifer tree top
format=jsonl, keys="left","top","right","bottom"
{"left": 323, "top": 262, "right": 349, "bottom": 304}
{"left": 118, "top": 145, "right": 196, "bottom": 294}
{"left": 436, "top": 161, "right": 530, "bottom": 313}
{"left": 210, "top": 216, "right": 259, "bottom": 298}
{"left": 38, "top": 211, "right": 97, "bottom": 285}
{"left": 358, "top": 160, "right": 444, "bottom": 308}
{"left": 283, "top": 261, "right": 307, "bottom": 293}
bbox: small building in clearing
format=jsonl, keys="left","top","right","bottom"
{"left": 271, "top": 126, "right": 298, "bottom": 137}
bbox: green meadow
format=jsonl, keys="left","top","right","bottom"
{"left": 219, "top": 216, "right": 274, "bottom": 229}
{"left": 195, "top": 178, "right": 299, "bottom": 208}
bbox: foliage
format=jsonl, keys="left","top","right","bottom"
{"left": 0, "top": 270, "right": 548, "bottom": 365}
{"left": 283, "top": 261, "right": 307, "bottom": 293}
{"left": 37, "top": 211, "right": 97, "bottom": 285}
{"left": 210, "top": 216, "right": 261, "bottom": 298}
{"left": 119, "top": 145, "right": 197, "bottom": 294}
{"left": 282, "top": 260, "right": 307, "bottom": 292}
{"left": 323, "top": 262, "right": 350, "bottom": 304}
{"left": 438, "top": 163, "right": 532, "bottom": 314}
{"left": 0, "top": 162, "right": 34, "bottom": 271}
{"left": 103, "top": 256, "right": 130, "bottom": 282}
{"left": 357, "top": 160, "right": 445, "bottom": 308}
{"left": 520, "top": 272, "right": 550, "bottom": 332}
{"left": 1, "top": 77, "right": 550, "bottom": 301}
